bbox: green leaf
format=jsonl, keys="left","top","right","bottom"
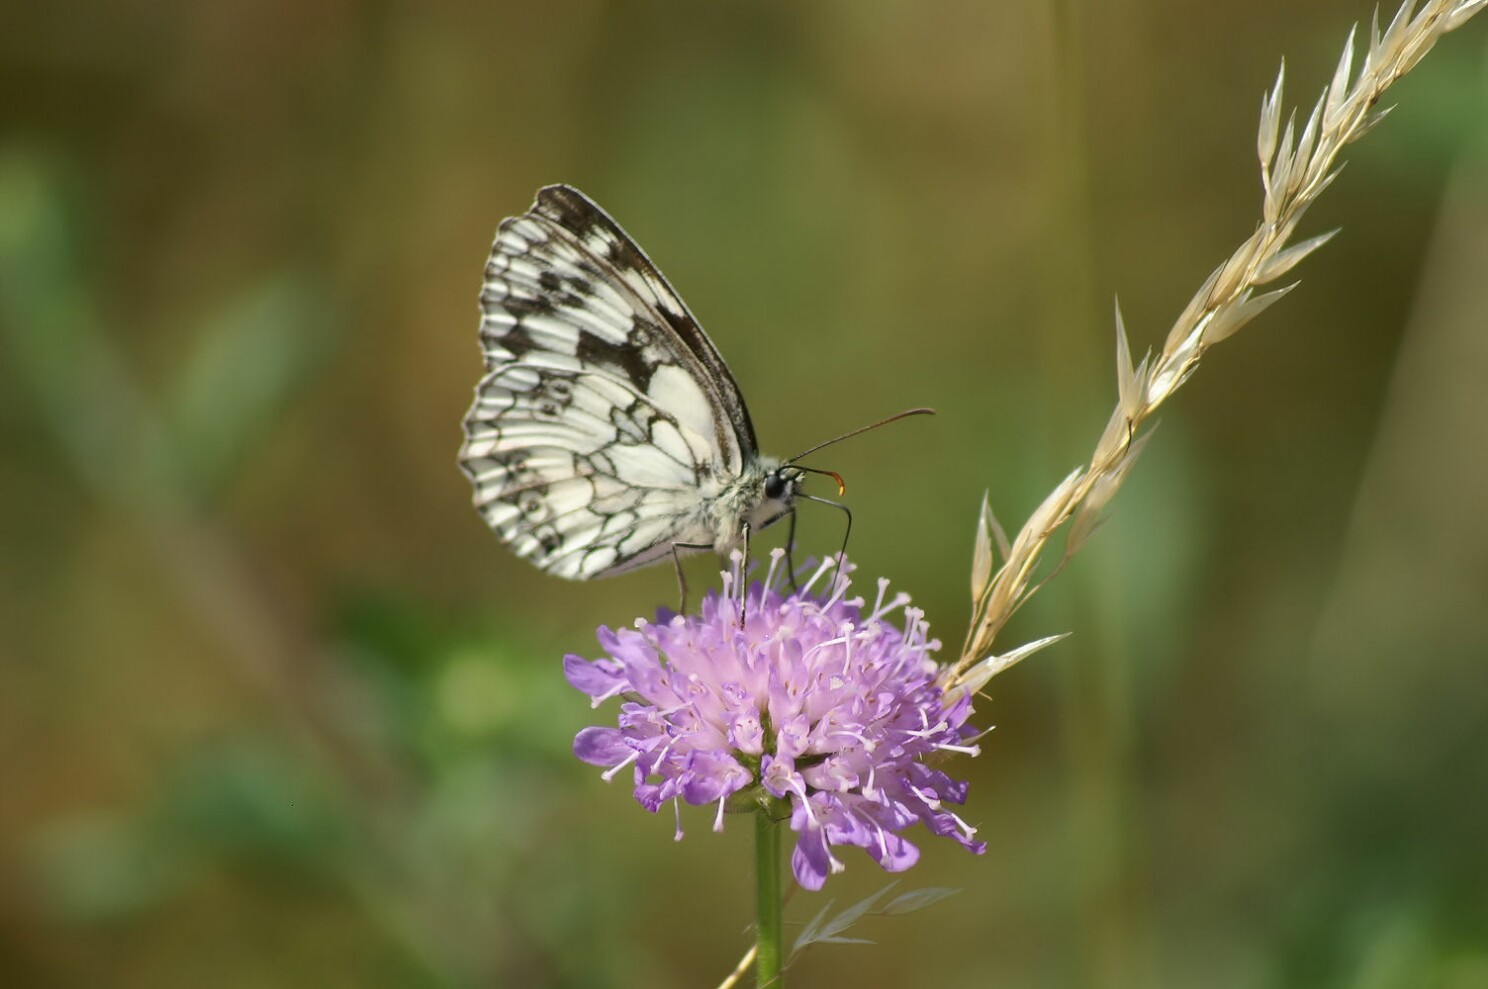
{"left": 882, "top": 886, "right": 962, "bottom": 915}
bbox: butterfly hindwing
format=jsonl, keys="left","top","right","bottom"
{"left": 460, "top": 185, "right": 761, "bottom": 578}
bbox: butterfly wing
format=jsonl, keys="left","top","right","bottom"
{"left": 460, "top": 185, "right": 760, "bottom": 579}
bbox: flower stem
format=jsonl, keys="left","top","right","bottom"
{"left": 755, "top": 808, "right": 783, "bottom": 988}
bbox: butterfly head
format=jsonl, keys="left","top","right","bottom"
{"left": 750, "top": 459, "right": 805, "bottom": 531}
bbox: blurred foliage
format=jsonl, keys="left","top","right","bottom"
{"left": 2, "top": 2, "right": 1487, "bottom": 987}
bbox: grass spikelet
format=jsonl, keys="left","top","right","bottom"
{"left": 951, "top": 0, "right": 1484, "bottom": 685}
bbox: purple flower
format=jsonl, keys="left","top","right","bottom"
{"left": 565, "top": 551, "right": 985, "bottom": 891}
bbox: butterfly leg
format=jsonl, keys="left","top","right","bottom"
{"left": 783, "top": 508, "right": 801, "bottom": 592}
{"left": 669, "top": 541, "right": 714, "bottom": 614}
{"left": 737, "top": 521, "right": 754, "bottom": 623}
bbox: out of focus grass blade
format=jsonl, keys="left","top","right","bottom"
{"left": 31, "top": 740, "right": 344, "bottom": 923}
{"left": 0, "top": 148, "right": 333, "bottom": 503}
{"left": 0, "top": 149, "right": 143, "bottom": 497}
{"left": 166, "top": 274, "right": 332, "bottom": 498}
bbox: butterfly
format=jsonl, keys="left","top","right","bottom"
{"left": 459, "top": 185, "right": 926, "bottom": 585}
{"left": 460, "top": 184, "right": 809, "bottom": 582}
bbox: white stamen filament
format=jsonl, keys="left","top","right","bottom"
{"left": 822, "top": 566, "right": 853, "bottom": 611}
{"left": 601, "top": 749, "right": 640, "bottom": 782}
{"left": 946, "top": 809, "right": 977, "bottom": 838}
{"left": 910, "top": 783, "right": 941, "bottom": 810}
{"left": 827, "top": 845, "right": 845, "bottom": 875}
{"left": 589, "top": 682, "right": 626, "bottom": 708}
{"left": 763, "top": 547, "right": 785, "bottom": 593}
{"left": 869, "top": 590, "right": 910, "bottom": 623}
{"left": 902, "top": 719, "right": 951, "bottom": 740}
{"left": 798, "top": 634, "right": 850, "bottom": 668}
{"left": 826, "top": 727, "right": 870, "bottom": 749}
{"left": 799, "top": 556, "right": 837, "bottom": 597}
{"left": 786, "top": 778, "right": 817, "bottom": 826}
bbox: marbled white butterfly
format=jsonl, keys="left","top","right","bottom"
{"left": 459, "top": 185, "right": 924, "bottom": 582}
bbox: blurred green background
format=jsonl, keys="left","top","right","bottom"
{"left": 3, "top": 2, "right": 1487, "bottom": 986}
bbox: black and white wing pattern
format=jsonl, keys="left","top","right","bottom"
{"left": 459, "top": 185, "right": 799, "bottom": 579}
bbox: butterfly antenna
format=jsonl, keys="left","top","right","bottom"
{"left": 784, "top": 407, "right": 935, "bottom": 464}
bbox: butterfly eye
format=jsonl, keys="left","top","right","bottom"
{"left": 763, "top": 473, "right": 789, "bottom": 501}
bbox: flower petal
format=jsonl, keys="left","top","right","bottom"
{"left": 563, "top": 654, "right": 628, "bottom": 702}
{"left": 572, "top": 727, "right": 630, "bottom": 767}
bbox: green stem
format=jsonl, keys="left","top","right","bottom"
{"left": 755, "top": 808, "right": 783, "bottom": 988}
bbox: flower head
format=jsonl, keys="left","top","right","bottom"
{"left": 565, "top": 551, "right": 985, "bottom": 891}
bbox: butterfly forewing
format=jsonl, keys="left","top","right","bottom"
{"left": 460, "top": 185, "right": 765, "bottom": 579}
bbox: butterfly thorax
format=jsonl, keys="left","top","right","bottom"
{"left": 703, "top": 458, "right": 803, "bottom": 554}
